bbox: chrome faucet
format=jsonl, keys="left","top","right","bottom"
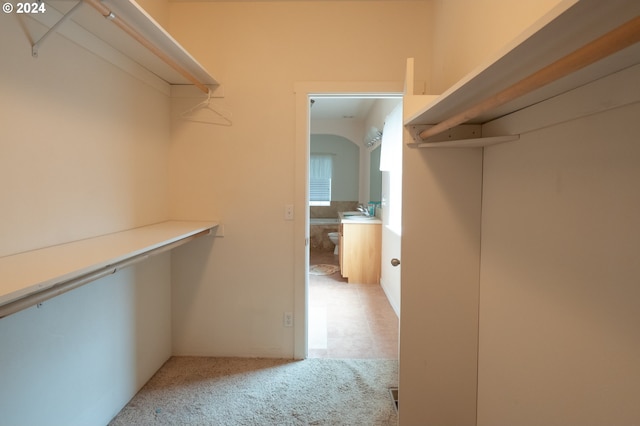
{"left": 356, "top": 204, "right": 371, "bottom": 216}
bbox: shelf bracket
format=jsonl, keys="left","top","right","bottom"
{"left": 407, "top": 124, "right": 482, "bottom": 144}
{"left": 406, "top": 124, "right": 519, "bottom": 148}
{"left": 32, "top": 1, "right": 84, "bottom": 58}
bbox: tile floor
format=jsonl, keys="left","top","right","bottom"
{"left": 308, "top": 250, "right": 399, "bottom": 359}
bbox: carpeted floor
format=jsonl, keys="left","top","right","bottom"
{"left": 109, "top": 357, "right": 398, "bottom": 426}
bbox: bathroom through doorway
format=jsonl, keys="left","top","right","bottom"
{"left": 303, "top": 92, "right": 402, "bottom": 360}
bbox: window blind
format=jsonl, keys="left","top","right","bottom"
{"left": 310, "top": 154, "right": 333, "bottom": 205}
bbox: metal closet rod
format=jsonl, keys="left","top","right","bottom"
{"left": 419, "top": 15, "right": 640, "bottom": 141}
{"left": 82, "top": 0, "right": 210, "bottom": 94}
{"left": 0, "top": 229, "right": 212, "bottom": 319}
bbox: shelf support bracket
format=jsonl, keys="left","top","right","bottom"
{"left": 32, "top": 1, "right": 84, "bottom": 58}
{"left": 406, "top": 124, "right": 519, "bottom": 148}
{"left": 408, "top": 124, "right": 482, "bottom": 144}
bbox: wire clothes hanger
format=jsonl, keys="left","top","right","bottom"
{"left": 181, "top": 90, "right": 233, "bottom": 126}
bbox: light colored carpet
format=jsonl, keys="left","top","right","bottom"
{"left": 309, "top": 264, "right": 341, "bottom": 276}
{"left": 109, "top": 357, "right": 398, "bottom": 425}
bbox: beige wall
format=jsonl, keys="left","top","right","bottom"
{"left": 6, "top": 1, "right": 632, "bottom": 424}
{"left": 479, "top": 97, "right": 640, "bottom": 425}
{"left": 166, "top": 1, "right": 433, "bottom": 357}
{"left": 408, "top": 0, "right": 640, "bottom": 425}
{"left": 0, "top": 10, "right": 172, "bottom": 425}
{"left": 0, "top": 13, "right": 170, "bottom": 257}
{"left": 429, "top": 0, "right": 562, "bottom": 93}
{"left": 137, "top": 0, "right": 171, "bottom": 29}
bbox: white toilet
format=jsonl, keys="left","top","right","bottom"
{"left": 328, "top": 232, "right": 340, "bottom": 255}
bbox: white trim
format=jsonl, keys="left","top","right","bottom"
{"left": 293, "top": 81, "right": 403, "bottom": 359}
{"left": 380, "top": 278, "right": 400, "bottom": 317}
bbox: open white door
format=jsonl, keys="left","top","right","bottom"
{"left": 379, "top": 103, "right": 403, "bottom": 315}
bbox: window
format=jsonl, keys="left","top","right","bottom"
{"left": 309, "top": 154, "right": 333, "bottom": 206}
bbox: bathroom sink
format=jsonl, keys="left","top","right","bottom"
{"left": 340, "top": 211, "right": 376, "bottom": 220}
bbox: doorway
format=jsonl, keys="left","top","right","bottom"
{"left": 298, "top": 91, "right": 402, "bottom": 359}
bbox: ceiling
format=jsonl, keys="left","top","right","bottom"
{"left": 309, "top": 97, "right": 377, "bottom": 120}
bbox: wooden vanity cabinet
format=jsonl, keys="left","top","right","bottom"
{"left": 339, "top": 222, "right": 381, "bottom": 284}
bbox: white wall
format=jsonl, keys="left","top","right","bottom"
{"left": 371, "top": 99, "right": 403, "bottom": 315}
{"left": 399, "top": 144, "right": 483, "bottom": 425}
{"left": 167, "top": 0, "right": 433, "bottom": 357}
{"left": 478, "top": 97, "right": 640, "bottom": 426}
{"left": 400, "top": 1, "right": 639, "bottom": 424}
{"left": 0, "top": 11, "right": 172, "bottom": 425}
{"left": 398, "top": 1, "right": 565, "bottom": 424}
{"left": 0, "top": 254, "right": 172, "bottom": 426}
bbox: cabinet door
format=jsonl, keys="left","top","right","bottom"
{"left": 342, "top": 223, "right": 381, "bottom": 284}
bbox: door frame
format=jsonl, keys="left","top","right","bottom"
{"left": 293, "top": 81, "right": 403, "bottom": 359}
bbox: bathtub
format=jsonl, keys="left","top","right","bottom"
{"left": 310, "top": 218, "right": 339, "bottom": 225}
{"left": 309, "top": 218, "right": 339, "bottom": 251}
